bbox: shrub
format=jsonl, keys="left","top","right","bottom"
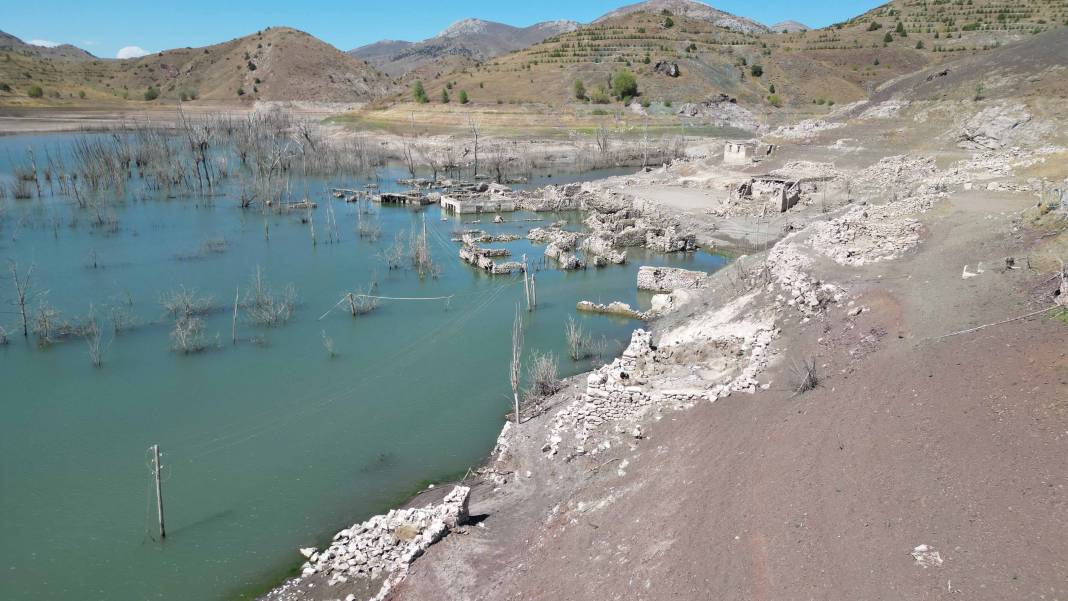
{"left": 143, "top": 86, "right": 160, "bottom": 101}
{"left": 573, "top": 79, "right": 586, "bottom": 100}
{"left": 768, "top": 83, "right": 776, "bottom": 93}
{"left": 78, "top": 90, "right": 86, "bottom": 99}
{"left": 883, "top": 32, "right": 894, "bottom": 43}
{"left": 767, "top": 94, "right": 782, "bottom": 107}
{"left": 663, "top": 16, "right": 674, "bottom": 28}
{"left": 458, "top": 89, "right": 468, "bottom": 104}
{"left": 916, "top": 40, "right": 925, "bottom": 49}
{"left": 440, "top": 89, "right": 449, "bottom": 103}
{"left": 0, "top": 82, "right": 11, "bottom": 92}
{"left": 611, "top": 70, "right": 637, "bottom": 100}
{"left": 588, "top": 85, "right": 611, "bottom": 104}
{"left": 896, "top": 21, "right": 907, "bottom": 36}
{"left": 525, "top": 351, "right": 562, "bottom": 400}
{"left": 750, "top": 65, "right": 764, "bottom": 77}
{"left": 28, "top": 85, "right": 43, "bottom": 98}
{"left": 411, "top": 80, "right": 428, "bottom": 103}
{"left": 867, "top": 21, "right": 883, "bottom": 31}
{"left": 236, "top": 87, "right": 245, "bottom": 96}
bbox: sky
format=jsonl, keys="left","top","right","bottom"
{"left": 4, "top": 0, "right": 886, "bottom": 59}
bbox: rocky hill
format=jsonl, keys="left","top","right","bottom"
{"left": 770, "top": 20, "right": 810, "bottom": 33}
{"left": 350, "top": 18, "right": 581, "bottom": 77}
{"left": 0, "top": 27, "right": 390, "bottom": 105}
{"left": 0, "top": 31, "right": 94, "bottom": 60}
{"left": 595, "top": 0, "right": 770, "bottom": 34}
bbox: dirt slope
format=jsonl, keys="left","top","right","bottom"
{"left": 0, "top": 27, "right": 390, "bottom": 106}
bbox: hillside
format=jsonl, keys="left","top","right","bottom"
{"left": 0, "top": 27, "right": 390, "bottom": 105}
{"left": 400, "top": 0, "right": 1065, "bottom": 110}
{"left": 0, "top": 31, "right": 94, "bottom": 60}
{"left": 350, "top": 19, "right": 581, "bottom": 78}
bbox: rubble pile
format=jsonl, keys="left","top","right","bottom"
{"left": 766, "top": 241, "right": 843, "bottom": 314}
{"left": 676, "top": 94, "right": 762, "bottom": 132}
{"left": 851, "top": 155, "right": 938, "bottom": 196}
{"left": 806, "top": 189, "right": 944, "bottom": 266}
{"left": 581, "top": 235, "right": 627, "bottom": 266}
{"left": 770, "top": 119, "right": 845, "bottom": 141}
{"left": 291, "top": 486, "right": 470, "bottom": 601}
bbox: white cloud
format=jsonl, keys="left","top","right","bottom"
{"left": 116, "top": 45, "right": 151, "bottom": 59}
{"left": 28, "top": 39, "right": 60, "bottom": 47}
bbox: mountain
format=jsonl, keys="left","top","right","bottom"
{"left": 350, "top": 18, "right": 581, "bottom": 77}
{"left": 770, "top": 20, "right": 809, "bottom": 33}
{"left": 0, "top": 31, "right": 94, "bottom": 60}
{"left": 594, "top": 0, "right": 770, "bottom": 35}
{"left": 0, "top": 27, "right": 390, "bottom": 104}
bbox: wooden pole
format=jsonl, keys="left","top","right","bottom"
{"left": 530, "top": 274, "right": 537, "bottom": 309}
{"left": 152, "top": 444, "right": 166, "bottom": 539}
{"left": 522, "top": 254, "right": 531, "bottom": 312}
{"left": 231, "top": 287, "right": 239, "bottom": 345}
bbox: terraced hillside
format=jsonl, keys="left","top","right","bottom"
{"left": 0, "top": 27, "right": 390, "bottom": 105}
{"left": 405, "top": 0, "right": 1065, "bottom": 109}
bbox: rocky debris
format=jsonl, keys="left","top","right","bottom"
{"left": 769, "top": 161, "right": 843, "bottom": 182}
{"left": 806, "top": 187, "right": 944, "bottom": 266}
{"left": 851, "top": 155, "right": 938, "bottom": 196}
{"left": 677, "top": 94, "right": 762, "bottom": 132}
{"left": 460, "top": 244, "right": 522, "bottom": 274}
{"left": 911, "top": 544, "right": 944, "bottom": 568}
{"left": 646, "top": 225, "right": 697, "bottom": 252}
{"left": 637, "top": 266, "right": 709, "bottom": 293}
{"left": 653, "top": 61, "right": 680, "bottom": 77}
{"left": 770, "top": 119, "right": 844, "bottom": 141}
{"left": 958, "top": 103, "right": 1033, "bottom": 150}
{"left": 576, "top": 300, "right": 647, "bottom": 320}
{"left": 290, "top": 486, "right": 470, "bottom": 601}
{"left": 766, "top": 242, "right": 843, "bottom": 315}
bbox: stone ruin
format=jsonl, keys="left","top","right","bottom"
{"left": 737, "top": 175, "right": 801, "bottom": 213}
{"left": 637, "top": 266, "right": 710, "bottom": 293}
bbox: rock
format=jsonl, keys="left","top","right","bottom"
{"left": 653, "top": 61, "right": 680, "bottom": 77}
{"left": 848, "top": 306, "right": 863, "bottom": 317}
{"left": 958, "top": 103, "right": 1033, "bottom": 150}
{"left": 299, "top": 547, "right": 317, "bottom": 558}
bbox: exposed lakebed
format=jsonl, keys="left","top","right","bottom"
{"left": 0, "top": 131, "right": 726, "bottom": 601}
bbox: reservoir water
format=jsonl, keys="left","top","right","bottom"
{"left": 0, "top": 132, "right": 727, "bottom": 600}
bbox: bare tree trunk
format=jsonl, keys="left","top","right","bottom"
{"left": 8, "top": 260, "right": 34, "bottom": 338}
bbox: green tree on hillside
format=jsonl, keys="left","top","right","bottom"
{"left": 144, "top": 86, "right": 160, "bottom": 101}
{"left": 896, "top": 21, "right": 907, "bottom": 36}
{"left": 611, "top": 70, "right": 638, "bottom": 101}
{"left": 441, "top": 89, "right": 450, "bottom": 103}
{"left": 573, "top": 79, "right": 586, "bottom": 100}
{"left": 28, "top": 85, "right": 43, "bottom": 98}
{"left": 458, "top": 90, "right": 469, "bottom": 104}
{"left": 883, "top": 32, "right": 894, "bottom": 43}
{"left": 750, "top": 65, "right": 764, "bottom": 77}
{"left": 412, "top": 80, "right": 428, "bottom": 103}
{"left": 663, "top": 17, "right": 674, "bottom": 28}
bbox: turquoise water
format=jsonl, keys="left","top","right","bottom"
{"left": 0, "top": 133, "right": 727, "bottom": 601}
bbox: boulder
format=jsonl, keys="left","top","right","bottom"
{"left": 654, "top": 61, "right": 681, "bottom": 77}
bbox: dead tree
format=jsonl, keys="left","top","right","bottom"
{"left": 511, "top": 307, "right": 523, "bottom": 426}
{"left": 8, "top": 260, "right": 35, "bottom": 338}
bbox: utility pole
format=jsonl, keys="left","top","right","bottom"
{"left": 151, "top": 444, "right": 166, "bottom": 539}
